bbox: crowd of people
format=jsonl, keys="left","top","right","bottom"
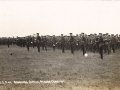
{"left": 0, "top": 32, "right": 120, "bottom": 59}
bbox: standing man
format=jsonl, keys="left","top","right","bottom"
{"left": 81, "top": 33, "right": 87, "bottom": 56}
{"left": 26, "top": 36, "right": 30, "bottom": 51}
{"left": 107, "top": 34, "right": 111, "bottom": 54}
{"left": 95, "top": 34, "right": 99, "bottom": 53}
{"left": 103, "top": 33, "right": 110, "bottom": 54}
{"left": 52, "top": 35, "right": 57, "bottom": 51}
{"left": 32, "top": 36, "right": 35, "bottom": 48}
{"left": 60, "top": 34, "right": 65, "bottom": 53}
{"left": 99, "top": 33, "right": 104, "bottom": 59}
{"left": 118, "top": 35, "right": 120, "bottom": 49}
{"left": 110, "top": 34, "right": 116, "bottom": 53}
{"left": 42, "top": 36, "right": 47, "bottom": 51}
{"left": 22, "top": 37, "right": 26, "bottom": 47}
{"left": 75, "top": 34, "right": 80, "bottom": 51}
{"left": 7, "top": 37, "right": 10, "bottom": 48}
{"left": 36, "top": 33, "right": 41, "bottom": 53}
{"left": 69, "top": 33, "right": 75, "bottom": 54}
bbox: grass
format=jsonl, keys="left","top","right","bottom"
{"left": 0, "top": 45, "right": 120, "bottom": 90}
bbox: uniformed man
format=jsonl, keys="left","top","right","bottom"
{"left": 41, "top": 36, "right": 44, "bottom": 50}
{"left": 115, "top": 34, "right": 119, "bottom": 50}
{"left": 81, "top": 33, "right": 87, "bottom": 56}
{"left": 107, "top": 34, "right": 111, "bottom": 54}
{"left": 22, "top": 37, "right": 26, "bottom": 47}
{"left": 99, "top": 33, "right": 104, "bottom": 59}
{"left": 69, "top": 33, "right": 75, "bottom": 54}
{"left": 103, "top": 33, "right": 110, "bottom": 54}
{"left": 75, "top": 34, "right": 80, "bottom": 51}
{"left": 118, "top": 35, "right": 120, "bottom": 49}
{"left": 87, "top": 35, "right": 91, "bottom": 52}
{"left": 79, "top": 34, "right": 83, "bottom": 51}
{"left": 110, "top": 34, "right": 116, "bottom": 53}
{"left": 89, "top": 34, "right": 94, "bottom": 52}
{"left": 42, "top": 36, "right": 47, "bottom": 51}
{"left": 32, "top": 36, "right": 35, "bottom": 48}
{"left": 103, "top": 34, "right": 107, "bottom": 53}
{"left": 26, "top": 36, "right": 30, "bottom": 51}
{"left": 94, "top": 34, "right": 99, "bottom": 53}
{"left": 60, "top": 34, "right": 65, "bottom": 53}
{"left": 7, "top": 37, "right": 10, "bottom": 48}
{"left": 36, "top": 33, "right": 41, "bottom": 53}
{"left": 52, "top": 35, "right": 57, "bottom": 51}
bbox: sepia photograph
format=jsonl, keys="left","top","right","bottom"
{"left": 0, "top": 0, "right": 120, "bottom": 90}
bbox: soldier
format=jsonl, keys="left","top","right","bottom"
{"left": 110, "top": 34, "right": 116, "bottom": 53}
{"left": 26, "top": 36, "right": 30, "bottom": 51}
{"left": 42, "top": 36, "right": 47, "bottom": 51}
{"left": 60, "top": 34, "right": 65, "bottom": 53}
{"left": 7, "top": 37, "right": 10, "bottom": 48}
{"left": 66, "top": 36, "right": 70, "bottom": 50}
{"left": 103, "top": 34, "right": 107, "bottom": 53}
{"left": 41, "top": 36, "right": 44, "bottom": 50}
{"left": 92, "top": 34, "right": 97, "bottom": 53}
{"left": 89, "top": 34, "right": 94, "bottom": 52}
{"left": 22, "top": 37, "right": 26, "bottom": 47}
{"left": 87, "top": 35, "right": 91, "bottom": 52}
{"left": 99, "top": 33, "right": 104, "bottom": 59}
{"left": 115, "top": 34, "right": 119, "bottom": 50}
{"left": 57, "top": 36, "right": 61, "bottom": 49}
{"left": 46, "top": 35, "right": 51, "bottom": 47}
{"left": 69, "top": 33, "right": 75, "bottom": 54}
{"left": 103, "top": 33, "right": 110, "bottom": 54}
{"left": 49, "top": 36, "right": 53, "bottom": 48}
{"left": 107, "top": 34, "right": 111, "bottom": 54}
{"left": 75, "top": 34, "right": 80, "bottom": 51}
{"left": 81, "top": 33, "right": 87, "bottom": 56}
{"left": 79, "top": 34, "right": 82, "bottom": 51}
{"left": 32, "top": 36, "right": 35, "bottom": 48}
{"left": 64, "top": 35, "right": 69, "bottom": 50}
{"left": 95, "top": 34, "right": 99, "bottom": 53}
{"left": 118, "top": 35, "right": 120, "bottom": 49}
{"left": 52, "top": 35, "right": 57, "bottom": 51}
{"left": 36, "top": 33, "right": 41, "bottom": 53}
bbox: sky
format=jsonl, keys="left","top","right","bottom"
{"left": 0, "top": 1, "right": 120, "bottom": 37}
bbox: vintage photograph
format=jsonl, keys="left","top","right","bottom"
{"left": 0, "top": 0, "right": 120, "bottom": 90}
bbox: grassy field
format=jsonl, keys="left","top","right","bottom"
{"left": 0, "top": 45, "right": 120, "bottom": 90}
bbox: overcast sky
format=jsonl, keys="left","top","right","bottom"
{"left": 0, "top": 1, "right": 120, "bottom": 37}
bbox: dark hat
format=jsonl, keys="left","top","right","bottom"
{"left": 106, "top": 33, "right": 109, "bottom": 35}
{"left": 81, "top": 33, "right": 84, "bottom": 34}
{"left": 37, "top": 33, "right": 39, "bottom": 36}
{"left": 61, "top": 34, "right": 63, "bottom": 35}
{"left": 70, "top": 33, "right": 72, "bottom": 34}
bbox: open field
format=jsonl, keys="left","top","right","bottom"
{"left": 0, "top": 45, "right": 120, "bottom": 90}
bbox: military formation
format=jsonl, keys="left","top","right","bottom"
{"left": 0, "top": 33, "right": 120, "bottom": 59}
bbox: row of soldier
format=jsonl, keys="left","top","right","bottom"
{"left": 1, "top": 33, "right": 120, "bottom": 59}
